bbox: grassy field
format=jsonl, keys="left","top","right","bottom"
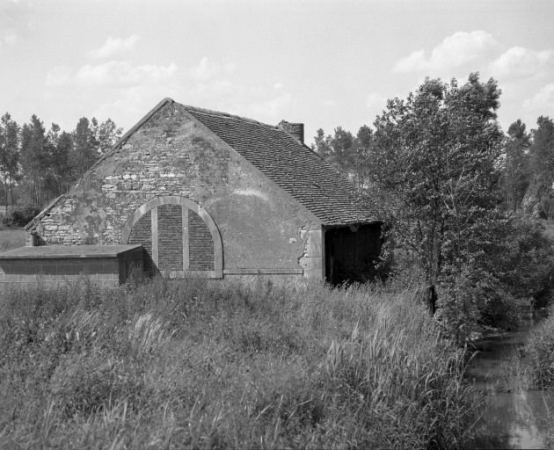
{"left": 0, "top": 227, "right": 26, "bottom": 253}
{"left": 0, "top": 276, "right": 480, "bottom": 449}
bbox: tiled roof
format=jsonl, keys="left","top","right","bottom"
{"left": 179, "top": 102, "right": 380, "bottom": 225}
{"left": 27, "top": 98, "right": 381, "bottom": 229}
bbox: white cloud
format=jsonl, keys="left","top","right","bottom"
{"left": 366, "top": 92, "right": 387, "bottom": 110}
{"left": 3, "top": 30, "right": 17, "bottom": 46}
{"left": 45, "top": 56, "right": 293, "bottom": 131}
{"left": 189, "top": 56, "right": 235, "bottom": 81}
{"left": 182, "top": 58, "right": 293, "bottom": 121}
{"left": 45, "top": 66, "right": 73, "bottom": 86}
{"left": 46, "top": 61, "right": 178, "bottom": 87}
{"left": 93, "top": 84, "right": 184, "bottom": 128}
{"left": 247, "top": 91, "right": 292, "bottom": 118}
{"left": 489, "top": 46, "right": 553, "bottom": 79}
{"left": 89, "top": 35, "right": 140, "bottom": 59}
{"left": 394, "top": 31, "right": 499, "bottom": 74}
{"left": 523, "top": 83, "right": 554, "bottom": 116}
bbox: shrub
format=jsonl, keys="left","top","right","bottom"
{"left": 2, "top": 204, "right": 41, "bottom": 228}
{"left": 494, "top": 218, "right": 554, "bottom": 307}
{"left": 436, "top": 217, "right": 554, "bottom": 333}
{"left": 520, "top": 314, "right": 554, "bottom": 389}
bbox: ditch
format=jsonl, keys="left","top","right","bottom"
{"left": 462, "top": 307, "right": 554, "bottom": 449}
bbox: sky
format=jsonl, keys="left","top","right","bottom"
{"left": 1, "top": 0, "right": 554, "bottom": 145}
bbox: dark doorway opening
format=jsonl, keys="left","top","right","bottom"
{"left": 325, "top": 223, "right": 384, "bottom": 285}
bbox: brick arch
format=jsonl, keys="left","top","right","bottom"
{"left": 121, "top": 196, "right": 223, "bottom": 278}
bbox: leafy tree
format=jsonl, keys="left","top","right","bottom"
{"left": 368, "top": 74, "right": 504, "bottom": 292}
{"left": 0, "top": 112, "right": 122, "bottom": 211}
{"left": 524, "top": 116, "right": 554, "bottom": 218}
{"left": 313, "top": 129, "right": 333, "bottom": 159}
{"left": 313, "top": 126, "right": 374, "bottom": 189}
{"left": 46, "top": 128, "right": 73, "bottom": 197}
{"left": 0, "top": 113, "right": 20, "bottom": 212}
{"left": 71, "top": 117, "right": 99, "bottom": 178}
{"left": 502, "top": 119, "right": 530, "bottom": 212}
{"left": 313, "top": 127, "right": 355, "bottom": 173}
{"left": 92, "top": 117, "right": 123, "bottom": 154}
{"left": 353, "top": 125, "right": 373, "bottom": 188}
{"left": 20, "top": 115, "right": 49, "bottom": 207}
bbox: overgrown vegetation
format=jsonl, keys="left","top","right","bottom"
{"left": 0, "top": 112, "right": 122, "bottom": 211}
{"left": 0, "top": 277, "right": 480, "bottom": 449}
{"left": 314, "top": 73, "right": 554, "bottom": 331}
{"left": 514, "top": 313, "right": 554, "bottom": 390}
{"left": 505, "top": 310, "right": 554, "bottom": 447}
{"left": 1, "top": 204, "right": 40, "bottom": 228}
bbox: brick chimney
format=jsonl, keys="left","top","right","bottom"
{"left": 279, "top": 120, "right": 304, "bottom": 145}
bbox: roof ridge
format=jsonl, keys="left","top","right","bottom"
{"left": 178, "top": 102, "right": 281, "bottom": 131}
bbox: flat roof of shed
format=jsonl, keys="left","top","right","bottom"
{"left": 0, "top": 245, "right": 143, "bottom": 260}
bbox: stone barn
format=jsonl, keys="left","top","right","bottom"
{"left": 1, "top": 98, "right": 385, "bottom": 290}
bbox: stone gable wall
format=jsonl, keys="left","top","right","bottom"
{"left": 31, "top": 103, "right": 322, "bottom": 279}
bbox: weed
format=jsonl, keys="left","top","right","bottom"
{"left": 0, "top": 277, "right": 479, "bottom": 449}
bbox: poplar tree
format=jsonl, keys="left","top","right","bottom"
{"left": 71, "top": 117, "right": 99, "bottom": 178}
{"left": 20, "top": 115, "right": 48, "bottom": 207}
{"left": 502, "top": 119, "right": 530, "bottom": 212}
{"left": 525, "top": 116, "right": 554, "bottom": 218}
{"left": 0, "top": 113, "right": 20, "bottom": 211}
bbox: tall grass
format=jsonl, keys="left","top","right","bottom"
{"left": 513, "top": 312, "right": 554, "bottom": 390}
{"left": 0, "top": 277, "right": 479, "bottom": 449}
{"left": 508, "top": 310, "right": 554, "bottom": 446}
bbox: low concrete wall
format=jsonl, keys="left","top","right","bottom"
{"left": 0, "top": 245, "right": 143, "bottom": 293}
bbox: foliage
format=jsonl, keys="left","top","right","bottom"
{"left": 20, "top": 115, "right": 49, "bottom": 207}
{"left": 436, "top": 215, "right": 554, "bottom": 335}
{"left": 368, "top": 74, "right": 504, "bottom": 291}
{"left": 0, "top": 111, "right": 122, "bottom": 211}
{"left": 0, "top": 113, "right": 20, "bottom": 212}
{"left": 517, "top": 313, "right": 554, "bottom": 389}
{"left": 0, "top": 278, "right": 480, "bottom": 449}
{"left": 313, "top": 74, "right": 554, "bottom": 329}
{"left": 71, "top": 117, "right": 100, "bottom": 179}
{"left": 92, "top": 117, "right": 123, "bottom": 155}
{"left": 312, "top": 125, "right": 374, "bottom": 189}
{"left": 2, "top": 204, "right": 41, "bottom": 227}
{"left": 493, "top": 218, "right": 554, "bottom": 306}
{"left": 501, "top": 119, "right": 530, "bottom": 212}
{"left": 523, "top": 116, "right": 554, "bottom": 218}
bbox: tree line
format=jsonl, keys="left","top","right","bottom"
{"left": 313, "top": 73, "right": 554, "bottom": 333}
{"left": 314, "top": 95, "right": 554, "bottom": 221}
{"left": 0, "top": 114, "right": 122, "bottom": 212}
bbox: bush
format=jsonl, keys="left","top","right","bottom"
{"left": 437, "top": 217, "right": 554, "bottom": 334}
{"left": 519, "top": 314, "right": 554, "bottom": 389}
{"left": 2, "top": 204, "right": 41, "bottom": 228}
{"left": 494, "top": 218, "right": 554, "bottom": 307}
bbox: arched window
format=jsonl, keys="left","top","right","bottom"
{"left": 121, "top": 196, "right": 223, "bottom": 278}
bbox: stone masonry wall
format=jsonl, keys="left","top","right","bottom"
{"left": 31, "top": 102, "right": 322, "bottom": 278}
